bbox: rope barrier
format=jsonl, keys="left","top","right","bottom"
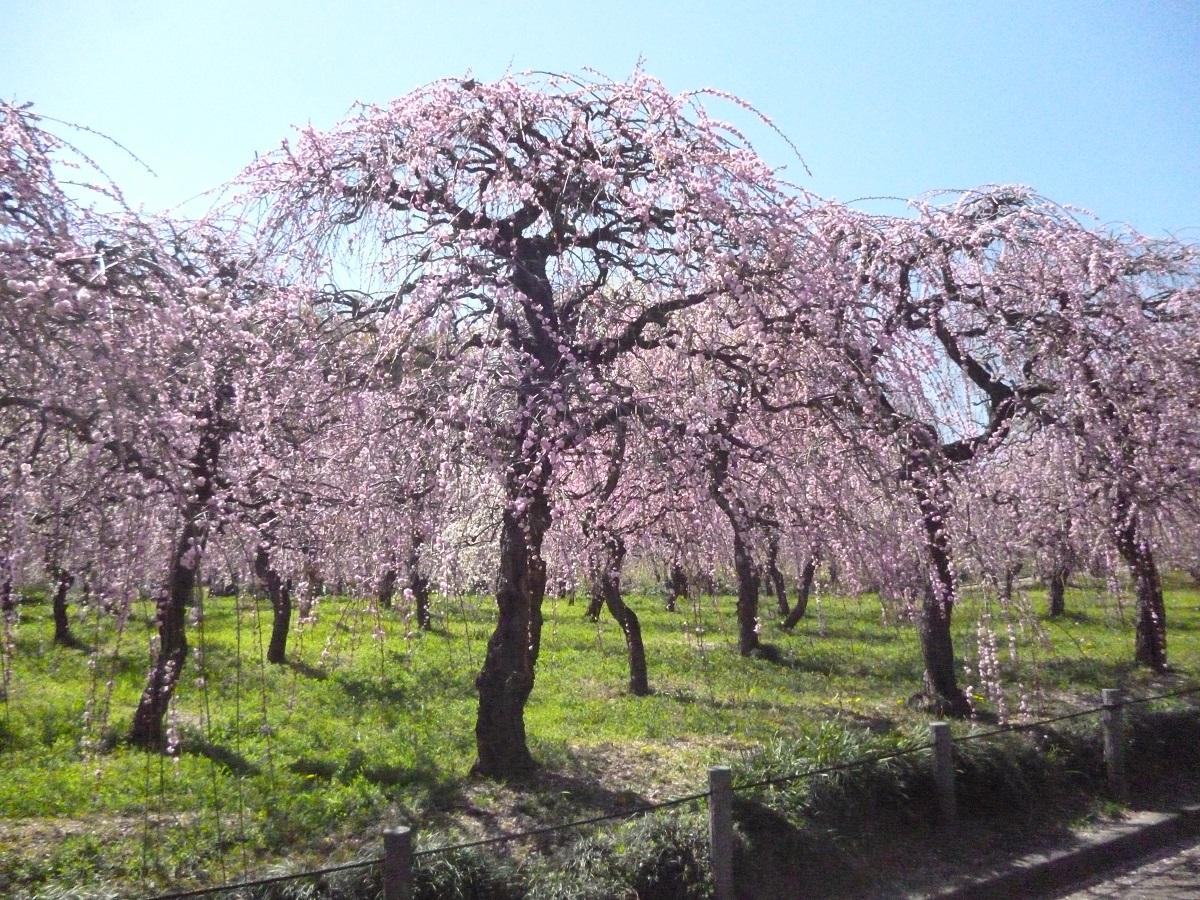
{"left": 411, "top": 790, "right": 712, "bottom": 858}
{"left": 142, "top": 857, "right": 382, "bottom": 900}
{"left": 140, "top": 682, "right": 1200, "bottom": 899}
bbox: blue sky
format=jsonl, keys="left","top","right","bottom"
{"left": 3, "top": 0, "right": 1197, "bottom": 235}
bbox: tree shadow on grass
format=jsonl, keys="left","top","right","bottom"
{"left": 181, "top": 736, "right": 261, "bottom": 777}
{"left": 1036, "top": 656, "right": 1132, "bottom": 690}
{"left": 456, "top": 751, "right": 657, "bottom": 845}
{"left": 51, "top": 632, "right": 94, "bottom": 654}
{"left": 284, "top": 658, "right": 328, "bottom": 680}
{"left": 335, "top": 673, "right": 409, "bottom": 704}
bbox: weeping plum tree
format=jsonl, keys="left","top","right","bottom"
{"left": 1040, "top": 234, "right": 1200, "bottom": 671}
{"left": 1, "top": 103, "right": 232, "bottom": 748}
{"left": 809, "top": 191, "right": 1081, "bottom": 715}
{"left": 246, "top": 72, "right": 801, "bottom": 777}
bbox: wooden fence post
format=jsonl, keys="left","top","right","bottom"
{"left": 708, "top": 766, "right": 734, "bottom": 900}
{"left": 931, "top": 721, "right": 956, "bottom": 824}
{"left": 383, "top": 826, "right": 413, "bottom": 900}
{"left": 1101, "top": 688, "right": 1127, "bottom": 799}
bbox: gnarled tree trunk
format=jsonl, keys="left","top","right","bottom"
{"left": 254, "top": 545, "right": 292, "bottom": 664}
{"left": 1002, "top": 562, "right": 1021, "bottom": 605}
{"left": 128, "top": 516, "right": 202, "bottom": 749}
{"left": 1113, "top": 493, "right": 1167, "bottom": 671}
{"left": 1047, "top": 565, "right": 1068, "bottom": 618}
{"left": 782, "top": 555, "right": 816, "bottom": 630}
{"left": 730, "top": 530, "right": 762, "bottom": 656}
{"left": 765, "top": 533, "right": 789, "bottom": 617}
{"left": 584, "top": 589, "right": 604, "bottom": 621}
{"left": 596, "top": 532, "right": 649, "bottom": 695}
{"left": 666, "top": 561, "right": 687, "bottom": 613}
{"left": 377, "top": 568, "right": 397, "bottom": 610}
{"left": 129, "top": 387, "right": 228, "bottom": 751}
{"left": 911, "top": 469, "right": 970, "bottom": 717}
{"left": 407, "top": 532, "right": 431, "bottom": 630}
{"left": 49, "top": 565, "right": 76, "bottom": 646}
{"left": 473, "top": 470, "right": 550, "bottom": 778}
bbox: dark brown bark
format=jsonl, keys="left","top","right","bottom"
{"left": 911, "top": 468, "right": 970, "bottom": 717}
{"left": 377, "top": 568, "right": 397, "bottom": 610}
{"left": 1002, "top": 562, "right": 1021, "bottom": 605}
{"left": 782, "top": 556, "right": 816, "bottom": 630}
{"left": 128, "top": 517, "right": 201, "bottom": 749}
{"left": 0, "top": 575, "right": 13, "bottom": 615}
{"left": 1113, "top": 494, "right": 1167, "bottom": 671}
{"left": 407, "top": 533, "right": 432, "bottom": 631}
{"left": 709, "top": 443, "right": 761, "bottom": 657}
{"left": 666, "top": 561, "right": 687, "bottom": 613}
{"left": 50, "top": 566, "right": 76, "bottom": 646}
{"left": 472, "top": 473, "right": 550, "bottom": 779}
{"left": 765, "top": 533, "right": 789, "bottom": 617}
{"left": 129, "top": 384, "right": 229, "bottom": 751}
{"left": 254, "top": 546, "right": 292, "bottom": 664}
{"left": 596, "top": 533, "right": 649, "bottom": 695}
{"left": 1047, "top": 566, "right": 1068, "bottom": 618}
{"left": 730, "top": 530, "right": 762, "bottom": 656}
{"left": 826, "top": 558, "right": 841, "bottom": 593}
{"left": 410, "top": 570, "right": 431, "bottom": 630}
{"left": 583, "top": 588, "right": 604, "bottom": 621}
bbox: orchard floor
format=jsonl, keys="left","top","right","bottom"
{"left": 1, "top": 578, "right": 1198, "bottom": 896}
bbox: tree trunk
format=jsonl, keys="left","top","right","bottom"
{"left": 410, "top": 570, "right": 431, "bottom": 630}
{"left": 782, "top": 556, "right": 816, "bottom": 630}
{"left": 128, "top": 519, "right": 199, "bottom": 750}
{"left": 1047, "top": 566, "right": 1068, "bottom": 618}
{"left": 407, "top": 532, "right": 432, "bottom": 630}
{"left": 473, "top": 473, "right": 550, "bottom": 779}
{"left": 129, "top": 386, "right": 227, "bottom": 751}
{"left": 597, "top": 533, "right": 649, "bottom": 695}
{"left": 584, "top": 587, "right": 604, "bottom": 621}
{"left": 377, "top": 568, "right": 397, "bottom": 610}
{"left": 666, "top": 561, "right": 687, "bottom": 613}
{"left": 254, "top": 546, "right": 292, "bottom": 665}
{"left": 912, "top": 475, "right": 970, "bottom": 717}
{"left": 765, "top": 534, "right": 789, "bottom": 617}
{"left": 1002, "top": 562, "right": 1021, "bottom": 605}
{"left": 1113, "top": 496, "right": 1167, "bottom": 671}
{"left": 731, "top": 531, "right": 762, "bottom": 656}
{"left": 0, "top": 574, "right": 13, "bottom": 615}
{"left": 50, "top": 566, "right": 76, "bottom": 646}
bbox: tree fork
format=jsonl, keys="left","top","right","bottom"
{"left": 765, "top": 533, "right": 789, "bottom": 617}
{"left": 1113, "top": 494, "right": 1167, "bottom": 671}
{"left": 598, "top": 533, "right": 649, "bottom": 695}
{"left": 782, "top": 555, "right": 816, "bottom": 630}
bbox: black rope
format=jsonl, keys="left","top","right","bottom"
{"left": 411, "top": 790, "right": 712, "bottom": 858}
{"left": 956, "top": 705, "right": 1109, "bottom": 745}
{"left": 1122, "top": 685, "right": 1200, "bottom": 706}
{"left": 142, "top": 856, "right": 382, "bottom": 900}
{"left": 733, "top": 741, "right": 937, "bottom": 792}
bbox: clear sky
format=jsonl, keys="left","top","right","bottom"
{"left": 3, "top": 0, "right": 1197, "bottom": 235}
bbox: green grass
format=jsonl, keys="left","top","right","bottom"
{"left": 1, "top": 577, "right": 1198, "bottom": 896}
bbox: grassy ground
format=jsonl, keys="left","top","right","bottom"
{"left": 1, "top": 576, "right": 1198, "bottom": 896}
